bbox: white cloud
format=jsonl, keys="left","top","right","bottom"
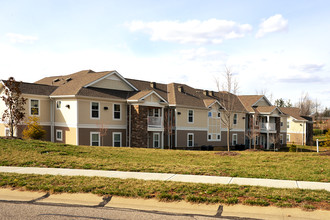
{"left": 127, "top": 19, "right": 252, "bottom": 44}
{"left": 256, "top": 14, "right": 288, "bottom": 38}
{"left": 6, "top": 33, "right": 39, "bottom": 44}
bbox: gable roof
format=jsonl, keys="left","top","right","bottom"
{"left": 279, "top": 107, "right": 307, "bottom": 121}
{"left": 238, "top": 95, "right": 264, "bottom": 112}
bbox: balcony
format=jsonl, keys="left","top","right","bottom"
{"left": 261, "top": 122, "right": 276, "bottom": 131}
{"left": 148, "top": 116, "right": 162, "bottom": 128}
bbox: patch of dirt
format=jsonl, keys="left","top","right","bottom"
{"left": 244, "top": 149, "right": 263, "bottom": 152}
{"left": 319, "top": 151, "right": 330, "bottom": 156}
{"left": 214, "top": 152, "right": 240, "bottom": 156}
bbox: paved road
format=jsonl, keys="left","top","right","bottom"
{"left": 0, "top": 201, "right": 248, "bottom": 220}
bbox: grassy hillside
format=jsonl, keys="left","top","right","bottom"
{"left": 0, "top": 138, "right": 329, "bottom": 182}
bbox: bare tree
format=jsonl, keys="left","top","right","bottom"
{"left": 97, "top": 123, "right": 108, "bottom": 146}
{"left": 1, "top": 77, "right": 27, "bottom": 137}
{"left": 274, "top": 98, "right": 292, "bottom": 107}
{"left": 245, "top": 110, "right": 260, "bottom": 150}
{"left": 296, "top": 92, "right": 318, "bottom": 116}
{"left": 256, "top": 88, "right": 274, "bottom": 104}
{"left": 215, "top": 66, "right": 239, "bottom": 151}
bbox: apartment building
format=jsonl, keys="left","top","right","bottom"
{"left": 0, "top": 70, "right": 288, "bottom": 149}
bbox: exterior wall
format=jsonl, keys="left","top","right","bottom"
{"left": 79, "top": 128, "right": 126, "bottom": 146}
{"left": 176, "top": 130, "right": 244, "bottom": 149}
{"left": 54, "top": 99, "right": 78, "bottom": 125}
{"left": 230, "top": 112, "right": 245, "bottom": 131}
{"left": 78, "top": 99, "right": 127, "bottom": 127}
{"left": 176, "top": 107, "right": 208, "bottom": 128}
{"left": 256, "top": 98, "right": 269, "bottom": 106}
{"left": 54, "top": 126, "right": 76, "bottom": 145}
{"left": 287, "top": 116, "right": 308, "bottom": 145}
{"left": 92, "top": 76, "right": 134, "bottom": 91}
{"left": 287, "top": 133, "right": 304, "bottom": 145}
{"left": 130, "top": 105, "right": 148, "bottom": 147}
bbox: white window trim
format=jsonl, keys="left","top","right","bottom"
{"left": 90, "top": 132, "right": 100, "bottom": 146}
{"left": 207, "top": 110, "right": 221, "bottom": 142}
{"left": 56, "top": 100, "right": 61, "bottom": 109}
{"left": 188, "top": 109, "right": 194, "bottom": 123}
{"left": 232, "top": 133, "right": 238, "bottom": 146}
{"left": 287, "top": 134, "right": 290, "bottom": 142}
{"left": 112, "top": 132, "right": 122, "bottom": 147}
{"left": 56, "top": 130, "right": 63, "bottom": 141}
{"left": 287, "top": 121, "right": 290, "bottom": 129}
{"left": 153, "top": 133, "right": 160, "bottom": 148}
{"left": 187, "top": 133, "right": 194, "bottom": 147}
{"left": 30, "top": 99, "right": 40, "bottom": 116}
{"left": 113, "top": 103, "right": 122, "bottom": 120}
{"left": 233, "top": 113, "right": 238, "bottom": 125}
{"left": 90, "top": 102, "right": 100, "bottom": 119}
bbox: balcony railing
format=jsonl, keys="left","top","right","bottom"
{"left": 261, "top": 122, "right": 276, "bottom": 131}
{"left": 148, "top": 116, "right": 162, "bottom": 128}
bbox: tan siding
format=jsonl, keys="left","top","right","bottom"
{"left": 176, "top": 107, "right": 208, "bottom": 128}
{"left": 92, "top": 78, "right": 134, "bottom": 91}
{"left": 78, "top": 99, "right": 127, "bottom": 126}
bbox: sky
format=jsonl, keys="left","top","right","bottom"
{"left": 1, "top": 0, "right": 330, "bottom": 108}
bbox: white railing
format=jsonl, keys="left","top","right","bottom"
{"left": 261, "top": 122, "right": 276, "bottom": 131}
{"left": 148, "top": 116, "right": 162, "bottom": 128}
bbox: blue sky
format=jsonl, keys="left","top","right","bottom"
{"left": 1, "top": 0, "right": 330, "bottom": 108}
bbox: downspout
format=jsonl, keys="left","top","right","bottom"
{"left": 175, "top": 108, "right": 177, "bottom": 148}
{"left": 50, "top": 98, "right": 54, "bottom": 142}
{"left": 128, "top": 103, "right": 131, "bottom": 147}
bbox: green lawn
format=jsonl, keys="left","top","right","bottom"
{"left": 0, "top": 138, "right": 329, "bottom": 182}
{"left": 0, "top": 173, "right": 329, "bottom": 211}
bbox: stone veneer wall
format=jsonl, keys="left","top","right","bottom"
{"left": 130, "top": 105, "right": 148, "bottom": 147}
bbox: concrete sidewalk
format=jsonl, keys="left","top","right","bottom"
{"left": 1, "top": 166, "right": 329, "bottom": 191}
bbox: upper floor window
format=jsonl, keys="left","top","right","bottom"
{"left": 188, "top": 110, "right": 194, "bottom": 123}
{"left": 91, "top": 102, "right": 99, "bottom": 119}
{"left": 56, "top": 101, "right": 61, "bottom": 109}
{"left": 114, "top": 104, "right": 121, "bottom": 120}
{"left": 30, "top": 99, "right": 39, "bottom": 116}
{"left": 233, "top": 113, "right": 238, "bottom": 125}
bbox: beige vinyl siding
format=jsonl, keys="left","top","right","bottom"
{"left": 54, "top": 99, "right": 78, "bottom": 125}
{"left": 230, "top": 112, "right": 245, "bottom": 130}
{"left": 78, "top": 99, "right": 127, "bottom": 126}
{"left": 176, "top": 107, "right": 208, "bottom": 128}
{"left": 92, "top": 75, "right": 134, "bottom": 91}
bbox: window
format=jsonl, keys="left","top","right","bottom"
{"left": 217, "top": 112, "right": 221, "bottom": 118}
{"left": 90, "top": 132, "right": 100, "bottom": 146}
{"left": 217, "top": 134, "right": 221, "bottom": 140}
{"left": 56, "top": 130, "right": 63, "bottom": 141}
{"left": 287, "top": 121, "right": 290, "bottom": 129}
{"left": 232, "top": 134, "right": 238, "bottom": 146}
{"left": 286, "top": 134, "right": 290, "bottom": 142}
{"left": 113, "top": 132, "right": 122, "bottom": 147}
{"left": 187, "top": 133, "right": 194, "bottom": 147}
{"left": 153, "top": 133, "right": 160, "bottom": 148}
{"left": 188, "top": 110, "right": 194, "bottom": 123}
{"left": 280, "top": 134, "right": 283, "bottom": 144}
{"left": 208, "top": 134, "right": 211, "bottom": 140}
{"left": 233, "top": 113, "right": 238, "bottom": 125}
{"left": 30, "top": 99, "right": 39, "bottom": 116}
{"left": 56, "top": 101, "right": 61, "bottom": 109}
{"left": 91, "top": 102, "right": 99, "bottom": 119}
{"left": 114, "top": 104, "right": 121, "bottom": 120}
{"left": 5, "top": 127, "right": 10, "bottom": 136}
{"left": 208, "top": 112, "right": 212, "bottom": 117}
{"left": 255, "top": 136, "right": 259, "bottom": 145}
{"left": 154, "top": 108, "right": 159, "bottom": 117}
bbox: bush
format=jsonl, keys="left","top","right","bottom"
{"left": 22, "top": 116, "right": 46, "bottom": 140}
{"left": 289, "top": 143, "right": 297, "bottom": 152}
{"left": 313, "top": 129, "right": 323, "bottom": 136}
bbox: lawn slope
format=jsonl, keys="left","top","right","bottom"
{"left": 0, "top": 139, "right": 329, "bottom": 182}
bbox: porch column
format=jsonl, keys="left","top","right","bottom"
{"left": 266, "top": 115, "right": 270, "bottom": 149}
{"left": 267, "top": 132, "right": 270, "bottom": 150}
{"left": 161, "top": 131, "right": 164, "bottom": 149}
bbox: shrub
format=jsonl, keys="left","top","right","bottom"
{"left": 313, "top": 129, "right": 323, "bottom": 136}
{"left": 22, "top": 116, "right": 46, "bottom": 140}
{"left": 322, "top": 130, "right": 330, "bottom": 147}
{"left": 289, "top": 143, "right": 297, "bottom": 152}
